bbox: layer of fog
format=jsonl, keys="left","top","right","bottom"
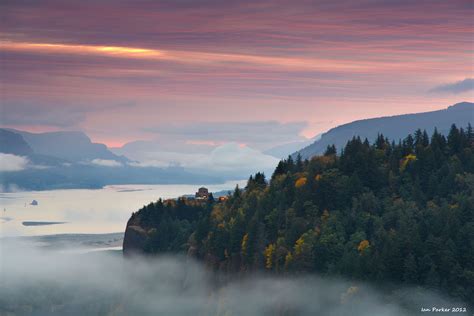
{"left": 0, "top": 241, "right": 465, "bottom": 316}
{"left": 115, "top": 142, "right": 280, "bottom": 178}
{"left": 0, "top": 144, "right": 280, "bottom": 181}
{"left": 0, "top": 153, "right": 29, "bottom": 172}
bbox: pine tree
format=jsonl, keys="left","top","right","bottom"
{"left": 448, "top": 124, "right": 461, "bottom": 154}
{"left": 324, "top": 144, "right": 337, "bottom": 156}
{"left": 403, "top": 253, "right": 418, "bottom": 283}
{"left": 296, "top": 153, "right": 304, "bottom": 172}
{"left": 128, "top": 125, "right": 474, "bottom": 305}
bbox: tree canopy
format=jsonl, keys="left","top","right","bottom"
{"left": 127, "top": 124, "right": 474, "bottom": 304}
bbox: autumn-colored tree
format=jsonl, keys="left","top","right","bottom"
{"left": 264, "top": 243, "right": 276, "bottom": 269}
{"left": 357, "top": 240, "right": 370, "bottom": 253}
{"left": 129, "top": 125, "right": 474, "bottom": 305}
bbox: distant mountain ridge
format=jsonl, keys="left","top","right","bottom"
{"left": 0, "top": 129, "right": 34, "bottom": 156}
{"left": 0, "top": 128, "right": 222, "bottom": 190}
{"left": 295, "top": 102, "right": 474, "bottom": 159}
{"left": 4, "top": 129, "right": 128, "bottom": 163}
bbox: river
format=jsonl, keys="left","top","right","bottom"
{"left": 0, "top": 181, "right": 245, "bottom": 249}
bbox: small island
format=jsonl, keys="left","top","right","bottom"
{"left": 22, "top": 221, "right": 66, "bottom": 226}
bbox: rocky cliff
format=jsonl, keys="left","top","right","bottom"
{"left": 122, "top": 214, "right": 150, "bottom": 256}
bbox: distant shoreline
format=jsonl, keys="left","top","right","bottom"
{"left": 0, "top": 180, "right": 245, "bottom": 193}
{"left": 1, "top": 232, "right": 124, "bottom": 251}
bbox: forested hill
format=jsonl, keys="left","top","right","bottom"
{"left": 123, "top": 125, "right": 474, "bottom": 304}
{"left": 295, "top": 101, "right": 474, "bottom": 159}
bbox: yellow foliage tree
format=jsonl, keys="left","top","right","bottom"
{"left": 314, "top": 174, "right": 322, "bottom": 181}
{"left": 284, "top": 251, "right": 293, "bottom": 269}
{"left": 400, "top": 154, "right": 417, "bottom": 171}
{"left": 357, "top": 239, "right": 370, "bottom": 253}
{"left": 294, "top": 236, "right": 305, "bottom": 256}
{"left": 264, "top": 243, "right": 276, "bottom": 269}
{"left": 241, "top": 233, "right": 249, "bottom": 257}
{"left": 295, "top": 177, "right": 307, "bottom": 188}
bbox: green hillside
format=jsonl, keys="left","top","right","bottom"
{"left": 124, "top": 124, "right": 474, "bottom": 304}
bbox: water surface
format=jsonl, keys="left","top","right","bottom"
{"left": 0, "top": 181, "right": 245, "bottom": 238}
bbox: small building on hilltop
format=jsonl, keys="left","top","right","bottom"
{"left": 195, "top": 187, "right": 209, "bottom": 199}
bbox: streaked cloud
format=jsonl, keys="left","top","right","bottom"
{"left": 143, "top": 121, "right": 308, "bottom": 150}
{"left": 90, "top": 159, "right": 122, "bottom": 167}
{"left": 0, "top": 40, "right": 413, "bottom": 74}
{"left": 127, "top": 160, "right": 171, "bottom": 168}
{"left": 0, "top": 0, "right": 472, "bottom": 147}
{"left": 0, "top": 41, "right": 163, "bottom": 60}
{"left": 0, "top": 102, "right": 87, "bottom": 127}
{"left": 430, "top": 78, "right": 474, "bottom": 94}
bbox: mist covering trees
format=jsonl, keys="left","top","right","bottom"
{"left": 129, "top": 125, "right": 474, "bottom": 304}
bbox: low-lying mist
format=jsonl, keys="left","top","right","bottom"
{"left": 0, "top": 241, "right": 467, "bottom": 316}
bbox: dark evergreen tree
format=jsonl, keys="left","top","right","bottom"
{"left": 324, "top": 144, "right": 337, "bottom": 156}
{"left": 128, "top": 125, "right": 474, "bottom": 305}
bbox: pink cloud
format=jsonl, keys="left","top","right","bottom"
{"left": 0, "top": 0, "right": 472, "bottom": 146}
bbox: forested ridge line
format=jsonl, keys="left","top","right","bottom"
{"left": 124, "top": 124, "right": 474, "bottom": 304}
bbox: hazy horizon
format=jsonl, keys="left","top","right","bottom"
{"left": 1, "top": 1, "right": 473, "bottom": 315}
{"left": 2, "top": 1, "right": 473, "bottom": 149}
{"left": 2, "top": 1, "right": 473, "bottom": 182}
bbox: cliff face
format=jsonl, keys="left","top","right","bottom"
{"left": 122, "top": 198, "right": 214, "bottom": 257}
{"left": 122, "top": 215, "right": 150, "bottom": 256}
{"left": 0, "top": 129, "right": 34, "bottom": 156}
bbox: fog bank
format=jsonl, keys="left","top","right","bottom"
{"left": 0, "top": 241, "right": 467, "bottom": 315}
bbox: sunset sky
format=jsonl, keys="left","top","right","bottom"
{"left": 1, "top": 0, "right": 473, "bottom": 149}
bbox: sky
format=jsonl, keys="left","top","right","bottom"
{"left": 1, "top": 0, "right": 473, "bottom": 150}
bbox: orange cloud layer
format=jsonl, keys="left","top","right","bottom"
{"left": 2, "top": 40, "right": 461, "bottom": 75}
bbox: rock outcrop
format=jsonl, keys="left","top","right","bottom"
{"left": 122, "top": 216, "right": 149, "bottom": 256}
